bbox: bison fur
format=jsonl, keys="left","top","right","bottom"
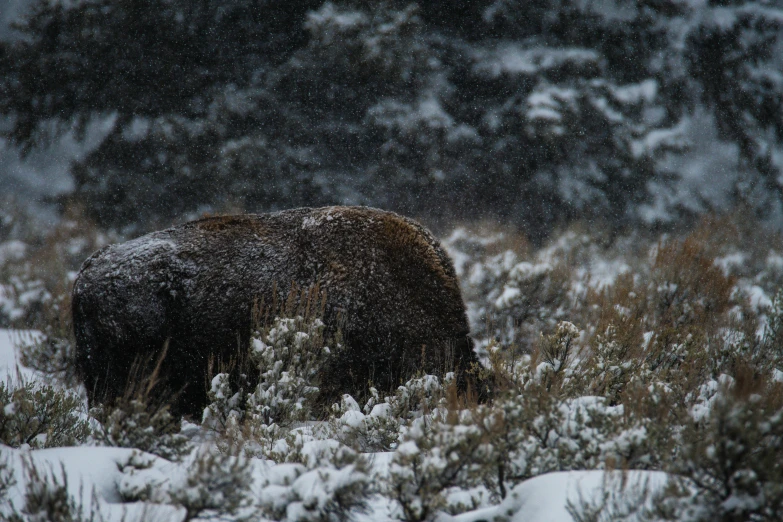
{"left": 72, "top": 206, "right": 480, "bottom": 417}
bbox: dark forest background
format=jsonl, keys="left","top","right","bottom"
{"left": 1, "top": 0, "right": 782, "bottom": 240}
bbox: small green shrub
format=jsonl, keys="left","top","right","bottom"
{"left": 653, "top": 384, "right": 783, "bottom": 522}
{"left": 246, "top": 314, "right": 331, "bottom": 427}
{"left": 17, "top": 295, "right": 80, "bottom": 388}
{"left": 91, "top": 398, "right": 190, "bottom": 461}
{"left": 0, "top": 381, "right": 89, "bottom": 449}
{"left": 203, "top": 307, "right": 336, "bottom": 461}
{"left": 169, "top": 449, "right": 254, "bottom": 522}
{"left": 257, "top": 441, "right": 373, "bottom": 522}
{"left": 388, "top": 411, "right": 491, "bottom": 521}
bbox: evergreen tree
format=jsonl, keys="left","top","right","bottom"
{"left": 685, "top": 2, "right": 783, "bottom": 215}
{"left": 0, "top": 0, "right": 781, "bottom": 237}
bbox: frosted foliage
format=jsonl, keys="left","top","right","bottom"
{"left": 384, "top": 373, "right": 651, "bottom": 518}
{"left": 113, "top": 441, "right": 373, "bottom": 522}
{"left": 328, "top": 374, "right": 452, "bottom": 453}
{"left": 117, "top": 449, "right": 254, "bottom": 520}
{"left": 499, "top": 394, "right": 646, "bottom": 481}
{"left": 444, "top": 228, "right": 595, "bottom": 348}
{"left": 169, "top": 449, "right": 253, "bottom": 521}
{"left": 93, "top": 400, "right": 190, "bottom": 461}
{"left": 15, "top": 460, "right": 97, "bottom": 522}
{"left": 0, "top": 277, "right": 50, "bottom": 327}
{"left": 199, "top": 314, "right": 337, "bottom": 461}
{"left": 656, "top": 389, "right": 783, "bottom": 522}
{"left": 202, "top": 373, "right": 243, "bottom": 432}
{"left": 257, "top": 442, "right": 372, "bottom": 522}
{"left": 381, "top": 374, "right": 448, "bottom": 421}
{"left": 0, "top": 381, "right": 89, "bottom": 449}
{"left": 329, "top": 392, "right": 401, "bottom": 453}
{"left": 388, "top": 413, "right": 492, "bottom": 520}
{"left": 247, "top": 316, "right": 329, "bottom": 427}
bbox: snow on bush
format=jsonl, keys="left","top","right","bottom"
{"left": 388, "top": 411, "right": 492, "bottom": 520}
{"left": 656, "top": 385, "right": 783, "bottom": 521}
{"left": 0, "top": 380, "right": 89, "bottom": 449}
{"left": 246, "top": 316, "right": 330, "bottom": 427}
{"left": 91, "top": 398, "right": 190, "bottom": 462}
{"left": 115, "top": 448, "right": 255, "bottom": 521}
{"left": 203, "top": 313, "right": 335, "bottom": 460}
{"left": 257, "top": 441, "right": 373, "bottom": 522}
{"left": 327, "top": 392, "right": 401, "bottom": 453}
{"left": 169, "top": 448, "right": 254, "bottom": 521}
{"left": 114, "top": 441, "right": 372, "bottom": 522}
{"left": 444, "top": 227, "right": 613, "bottom": 351}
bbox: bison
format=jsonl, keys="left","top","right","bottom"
{"left": 72, "top": 206, "right": 480, "bottom": 417}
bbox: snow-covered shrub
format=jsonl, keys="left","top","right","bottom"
{"left": 387, "top": 410, "right": 492, "bottom": 521}
{"left": 383, "top": 374, "right": 450, "bottom": 420}
{"left": 382, "top": 364, "right": 653, "bottom": 519}
{"left": 115, "top": 451, "right": 165, "bottom": 503}
{"left": 327, "top": 392, "right": 401, "bottom": 453}
{"left": 485, "top": 320, "right": 584, "bottom": 396}
{"left": 18, "top": 332, "right": 79, "bottom": 389}
{"left": 649, "top": 237, "right": 735, "bottom": 337}
{"left": 492, "top": 258, "right": 573, "bottom": 346}
{"left": 445, "top": 227, "right": 602, "bottom": 351}
{"left": 246, "top": 315, "right": 331, "bottom": 427}
{"left": 15, "top": 289, "right": 81, "bottom": 389}
{"left": 0, "top": 204, "right": 111, "bottom": 331}
{"left": 0, "top": 380, "right": 89, "bottom": 449}
{"left": 257, "top": 441, "right": 373, "bottom": 522}
{"left": 0, "top": 276, "right": 52, "bottom": 330}
{"left": 472, "top": 388, "right": 653, "bottom": 500}
{"left": 11, "top": 277, "right": 79, "bottom": 391}
{"left": 652, "top": 384, "right": 783, "bottom": 521}
{"left": 434, "top": 224, "right": 783, "bottom": 519}
{"left": 504, "top": 393, "right": 651, "bottom": 481}
{"left": 327, "top": 373, "right": 456, "bottom": 454}
{"left": 578, "top": 320, "right": 650, "bottom": 408}
{"left": 117, "top": 447, "right": 254, "bottom": 520}
{"left": 5, "top": 263, "right": 94, "bottom": 391}
{"left": 169, "top": 448, "right": 254, "bottom": 521}
{"left": 325, "top": 376, "right": 486, "bottom": 519}
{"left": 92, "top": 398, "right": 190, "bottom": 461}
{"left": 202, "top": 372, "right": 244, "bottom": 433}
{"left": 378, "top": 327, "right": 656, "bottom": 517}
{"left": 202, "top": 312, "right": 335, "bottom": 460}
{"left": 536, "top": 321, "right": 581, "bottom": 386}
{"left": 114, "top": 437, "right": 373, "bottom": 521}
{"left": 1, "top": 207, "right": 112, "bottom": 390}
{"left": 455, "top": 321, "right": 667, "bottom": 499}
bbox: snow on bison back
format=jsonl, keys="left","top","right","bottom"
{"left": 72, "top": 206, "right": 479, "bottom": 417}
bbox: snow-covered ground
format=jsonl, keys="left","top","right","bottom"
{"left": 0, "top": 328, "right": 672, "bottom": 521}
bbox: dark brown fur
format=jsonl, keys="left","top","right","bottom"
{"left": 72, "top": 206, "right": 479, "bottom": 417}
